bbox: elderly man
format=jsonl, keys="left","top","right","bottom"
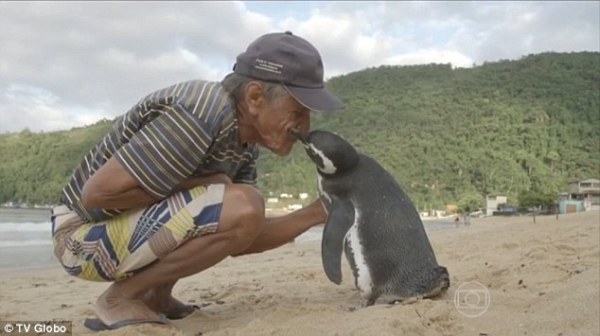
{"left": 51, "top": 31, "right": 342, "bottom": 330}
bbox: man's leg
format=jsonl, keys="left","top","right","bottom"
{"left": 93, "top": 183, "right": 265, "bottom": 325}
{"left": 141, "top": 198, "right": 328, "bottom": 319}
{"left": 142, "top": 280, "right": 196, "bottom": 319}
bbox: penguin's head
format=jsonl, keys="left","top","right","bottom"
{"left": 290, "top": 128, "right": 359, "bottom": 175}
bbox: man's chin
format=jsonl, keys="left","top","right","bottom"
{"left": 273, "top": 147, "right": 293, "bottom": 157}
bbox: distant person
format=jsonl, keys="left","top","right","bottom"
{"left": 463, "top": 213, "right": 471, "bottom": 226}
{"left": 50, "top": 31, "right": 342, "bottom": 330}
{"left": 463, "top": 206, "right": 472, "bottom": 227}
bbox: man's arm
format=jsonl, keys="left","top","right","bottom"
{"left": 233, "top": 199, "right": 327, "bottom": 256}
{"left": 82, "top": 156, "right": 231, "bottom": 210}
{"left": 81, "top": 156, "right": 158, "bottom": 209}
{"left": 83, "top": 154, "right": 326, "bottom": 253}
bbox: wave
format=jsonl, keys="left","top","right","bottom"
{"left": 0, "top": 239, "right": 52, "bottom": 247}
{"left": 0, "top": 222, "right": 51, "bottom": 232}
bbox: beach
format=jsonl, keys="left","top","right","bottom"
{"left": 0, "top": 210, "right": 598, "bottom": 336}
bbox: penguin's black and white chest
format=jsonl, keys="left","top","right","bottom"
{"left": 342, "top": 206, "right": 375, "bottom": 299}
{"left": 318, "top": 180, "right": 374, "bottom": 297}
{"left": 317, "top": 174, "right": 332, "bottom": 207}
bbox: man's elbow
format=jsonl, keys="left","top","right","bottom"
{"left": 81, "top": 183, "right": 93, "bottom": 209}
{"left": 81, "top": 180, "right": 104, "bottom": 209}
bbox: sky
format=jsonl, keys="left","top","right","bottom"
{"left": 0, "top": 1, "right": 598, "bottom": 134}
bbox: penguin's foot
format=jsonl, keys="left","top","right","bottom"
{"left": 339, "top": 295, "right": 382, "bottom": 311}
{"left": 423, "top": 277, "right": 450, "bottom": 299}
{"left": 387, "top": 295, "right": 422, "bottom": 305}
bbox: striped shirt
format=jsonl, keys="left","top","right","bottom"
{"left": 61, "top": 80, "right": 258, "bottom": 223}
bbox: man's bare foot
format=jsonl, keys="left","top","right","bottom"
{"left": 143, "top": 289, "right": 198, "bottom": 319}
{"left": 95, "top": 284, "right": 162, "bottom": 326}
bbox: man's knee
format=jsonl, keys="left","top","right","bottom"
{"left": 219, "top": 184, "right": 265, "bottom": 243}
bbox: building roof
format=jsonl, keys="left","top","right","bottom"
{"left": 580, "top": 178, "right": 600, "bottom": 183}
{"left": 567, "top": 178, "right": 600, "bottom": 183}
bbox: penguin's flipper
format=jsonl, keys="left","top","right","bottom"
{"left": 321, "top": 195, "right": 355, "bottom": 285}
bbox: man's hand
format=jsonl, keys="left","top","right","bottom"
{"left": 297, "top": 198, "right": 328, "bottom": 225}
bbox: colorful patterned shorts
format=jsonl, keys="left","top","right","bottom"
{"left": 51, "top": 184, "right": 225, "bottom": 282}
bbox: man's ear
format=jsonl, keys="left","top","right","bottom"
{"left": 245, "top": 82, "right": 265, "bottom": 116}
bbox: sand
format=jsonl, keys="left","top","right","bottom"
{"left": 0, "top": 210, "right": 598, "bottom": 336}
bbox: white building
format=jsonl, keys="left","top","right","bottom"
{"left": 566, "top": 178, "right": 600, "bottom": 206}
{"left": 486, "top": 194, "right": 508, "bottom": 216}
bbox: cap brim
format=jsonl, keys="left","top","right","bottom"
{"left": 283, "top": 85, "right": 344, "bottom": 114}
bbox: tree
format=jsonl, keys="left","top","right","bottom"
{"left": 457, "top": 191, "right": 484, "bottom": 214}
{"left": 518, "top": 190, "right": 556, "bottom": 211}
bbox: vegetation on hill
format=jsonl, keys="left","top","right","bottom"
{"left": 1, "top": 52, "right": 598, "bottom": 211}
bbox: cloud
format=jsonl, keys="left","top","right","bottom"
{"left": 0, "top": 1, "right": 275, "bottom": 133}
{"left": 0, "top": 1, "right": 598, "bottom": 133}
{"left": 279, "top": 10, "right": 387, "bottom": 77}
{"left": 419, "top": 1, "right": 600, "bottom": 63}
{"left": 385, "top": 49, "right": 474, "bottom": 68}
{"left": 2, "top": 84, "right": 105, "bottom": 133}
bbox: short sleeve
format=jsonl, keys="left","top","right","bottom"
{"left": 115, "top": 104, "right": 216, "bottom": 199}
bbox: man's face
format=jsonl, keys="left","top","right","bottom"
{"left": 255, "top": 93, "right": 311, "bottom": 156}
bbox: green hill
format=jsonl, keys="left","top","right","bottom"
{"left": 1, "top": 52, "right": 598, "bottom": 211}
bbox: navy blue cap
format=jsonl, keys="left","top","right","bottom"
{"left": 233, "top": 31, "right": 343, "bottom": 113}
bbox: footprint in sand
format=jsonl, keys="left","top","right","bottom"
{"left": 205, "top": 283, "right": 264, "bottom": 302}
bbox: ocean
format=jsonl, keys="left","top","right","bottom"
{"left": 0, "top": 207, "right": 55, "bottom": 272}
{"left": 0, "top": 207, "right": 456, "bottom": 272}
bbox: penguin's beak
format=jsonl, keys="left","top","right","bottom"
{"left": 290, "top": 127, "right": 308, "bottom": 145}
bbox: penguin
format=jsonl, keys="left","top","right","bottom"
{"left": 291, "top": 128, "right": 450, "bottom": 307}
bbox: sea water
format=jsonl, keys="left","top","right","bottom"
{"left": 0, "top": 207, "right": 55, "bottom": 272}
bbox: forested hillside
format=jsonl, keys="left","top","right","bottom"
{"left": 1, "top": 52, "right": 598, "bottom": 210}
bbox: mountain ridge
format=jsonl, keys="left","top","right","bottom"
{"left": 1, "top": 52, "right": 598, "bottom": 210}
